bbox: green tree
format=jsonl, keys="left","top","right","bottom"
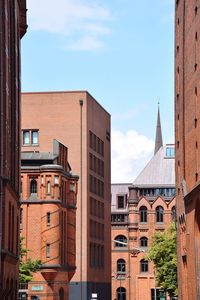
{"left": 19, "top": 237, "right": 42, "bottom": 283}
{"left": 147, "top": 222, "right": 178, "bottom": 298}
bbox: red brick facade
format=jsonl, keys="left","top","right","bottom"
{"left": 0, "top": 1, "right": 27, "bottom": 298}
{"left": 175, "top": 1, "right": 200, "bottom": 299}
{"left": 111, "top": 145, "right": 176, "bottom": 300}
{"left": 21, "top": 91, "right": 111, "bottom": 300}
{"left": 20, "top": 140, "right": 78, "bottom": 299}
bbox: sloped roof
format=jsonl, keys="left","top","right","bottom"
{"left": 133, "top": 145, "right": 175, "bottom": 187}
{"left": 21, "top": 152, "right": 57, "bottom": 160}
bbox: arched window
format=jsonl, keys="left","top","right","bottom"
{"left": 117, "top": 259, "right": 126, "bottom": 273}
{"left": 156, "top": 206, "right": 164, "bottom": 223}
{"left": 140, "top": 259, "right": 148, "bottom": 272}
{"left": 30, "top": 179, "right": 37, "bottom": 194}
{"left": 172, "top": 206, "right": 176, "bottom": 221}
{"left": 140, "top": 206, "right": 147, "bottom": 223}
{"left": 59, "top": 287, "right": 64, "bottom": 300}
{"left": 117, "top": 287, "right": 126, "bottom": 300}
{"left": 140, "top": 237, "right": 148, "bottom": 248}
{"left": 114, "top": 235, "right": 127, "bottom": 247}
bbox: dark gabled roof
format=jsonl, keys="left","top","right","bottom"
{"left": 21, "top": 152, "right": 57, "bottom": 161}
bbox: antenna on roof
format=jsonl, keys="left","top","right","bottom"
{"left": 154, "top": 102, "right": 163, "bottom": 155}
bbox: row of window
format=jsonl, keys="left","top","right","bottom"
{"left": 90, "top": 197, "right": 104, "bottom": 219}
{"left": 114, "top": 288, "right": 166, "bottom": 300}
{"left": 139, "top": 205, "right": 176, "bottom": 223}
{"left": 116, "top": 258, "right": 149, "bottom": 273}
{"left": 90, "top": 219, "right": 104, "bottom": 241}
{"left": 89, "top": 243, "right": 104, "bottom": 269}
{"left": 89, "top": 152, "right": 104, "bottom": 177}
{"left": 111, "top": 214, "right": 128, "bottom": 223}
{"left": 22, "top": 129, "right": 39, "bottom": 145}
{"left": 114, "top": 235, "right": 147, "bottom": 248}
{"left": 112, "top": 206, "right": 176, "bottom": 224}
{"left": 89, "top": 175, "right": 104, "bottom": 198}
{"left": 89, "top": 130, "right": 104, "bottom": 156}
{"left": 22, "top": 177, "right": 59, "bottom": 195}
{"left": 139, "top": 188, "right": 176, "bottom": 198}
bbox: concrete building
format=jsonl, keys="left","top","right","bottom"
{"left": 21, "top": 91, "right": 111, "bottom": 300}
{"left": 175, "top": 1, "right": 200, "bottom": 299}
{"left": 0, "top": 1, "right": 27, "bottom": 298}
{"left": 20, "top": 140, "right": 78, "bottom": 299}
{"left": 111, "top": 110, "right": 176, "bottom": 300}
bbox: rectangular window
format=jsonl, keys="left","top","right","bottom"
{"left": 151, "top": 289, "right": 166, "bottom": 300}
{"left": 22, "top": 129, "right": 39, "bottom": 145}
{"left": 47, "top": 212, "right": 51, "bottom": 226}
{"left": 46, "top": 181, "right": 51, "bottom": 195}
{"left": 20, "top": 208, "right": 23, "bottom": 227}
{"left": 117, "top": 195, "right": 125, "bottom": 209}
{"left": 46, "top": 243, "right": 50, "bottom": 258}
{"left": 165, "top": 147, "right": 175, "bottom": 157}
{"left": 23, "top": 130, "right": 30, "bottom": 145}
{"left": 54, "top": 176, "right": 59, "bottom": 185}
{"left": 31, "top": 130, "right": 38, "bottom": 144}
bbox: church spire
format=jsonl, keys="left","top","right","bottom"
{"left": 154, "top": 103, "right": 163, "bottom": 155}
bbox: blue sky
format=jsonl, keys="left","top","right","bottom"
{"left": 22, "top": 0, "right": 174, "bottom": 183}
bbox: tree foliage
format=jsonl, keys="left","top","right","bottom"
{"left": 19, "top": 237, "right": 42, "bottom": 283}
{"left": 147, "top": 222, "right": 178, "bottom": 297}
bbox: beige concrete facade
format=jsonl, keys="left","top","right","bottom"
{"left": 21, "top": 91, "right": 111, "bottom": 300}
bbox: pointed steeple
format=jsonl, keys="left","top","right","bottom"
{"left": 154, "top": 103, "right": 163, "bottom": 155}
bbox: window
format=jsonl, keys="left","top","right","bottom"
{"left": 47, "top": 212, "right": 51, "bottom": 226}
{"left": 111, "top": 214, "right": 126, "bottom": 223}
{"left": 117, "top": 259, "right": 126, "bottom": 274}
{"left": 20, "top": 208, "right": 23, "bottom": 227}
{"left": 151, "top": 289, "right": 166, "bottom": 300}
{"left": 156, "top": 206, "right": 164, "bottom": 223}
{"left": 46, "top": 243, "right": 50, "bottom": 258}
{"left": 172, "top": 206, "right": 176, "bottom": 221}
{"left": 46, "top": 181, "right": 51, "bottom": 194}
{"left": 32, "top": 130, "right": 38, "bottom": 144}
{"left": 117, "top": 287, "right": 126, "bottom": 300}
{"left": 140, "top": 237, "right": 148, "bottom": 248}
{"left": 117, "top": 195, "right": 125, "bottom": 209}
{"left": 140, "top": 206, "right": 147, "bottom": 223}
{"left": 114, "top": 235, "right": 127, "bottom": 248}
{"left": 30, "top": 179, "right": 37, "bottom": 194}
{"left": 54, "top": 176, "right": 59, "bottom": 185}
{"left": 23, "top": 130, "right": 30, "bottom": 145}
{"left": 140, "top": 259, "right": 148, "bottom": 272}
{"left": 59, "top": 288, "right": 64, "bottom": 300}
{"left": 165, "top": 147, "right": 175, "bottom": 157}
{"left": 22, "top": 129, "right": 39, "bottom": 145}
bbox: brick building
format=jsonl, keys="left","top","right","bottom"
{"left": 21, "top": 91, "right": 111, "bottom": 300}
{"left": 175, "top": 1, "right": 200, "bottom": 299}
{"left": 20, "top": 140, "right": 78, "bottom": 299}
{"left": 0, "top": 1, "right": 27, "bottom": 298}
{"left": 111, "top": 110, "right": 176, "bottom": 300}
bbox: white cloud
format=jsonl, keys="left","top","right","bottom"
{"left": 111, "top": 128, "right": 154, "bottom": 183}
{"left": 27, "top": 0, "right": 112, "bottom": 50}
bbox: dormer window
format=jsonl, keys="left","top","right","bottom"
{"left": 165, "top": 147, "right": 175, "bottom": 157}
